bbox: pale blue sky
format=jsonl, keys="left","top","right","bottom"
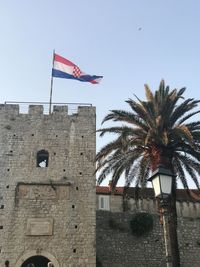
{"left": 0, "top": 0, "right": 200, "bottom": 187}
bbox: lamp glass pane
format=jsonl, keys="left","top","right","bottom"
{"left": 160, "top": 174, "right": 172, "bottom": 194}
{"left": 152, "top": 175, "right": 161, "bottom": 197}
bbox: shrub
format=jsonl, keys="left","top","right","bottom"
{"left": 130, "top": 212, "right": 153, "bottom": 237}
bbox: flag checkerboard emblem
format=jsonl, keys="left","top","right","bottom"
{"left": 73, "top": 66, "right": 81, "bottom": 78}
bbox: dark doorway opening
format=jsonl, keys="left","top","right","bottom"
{"left": 21, "top": 255, "right": 51, "bottom": 267}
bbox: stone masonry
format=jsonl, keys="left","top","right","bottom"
{"left": 0, "top": 104, "right": 96, "bottom": 267}
{"left": 96, "top": 190, "right": 200, "bottom": 267}
{"left": 96, "top": 210, "right": 200, "bottom": 267}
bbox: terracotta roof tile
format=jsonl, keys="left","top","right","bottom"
{"left": 96, "top": 186, "right": 200, "bottom": 202}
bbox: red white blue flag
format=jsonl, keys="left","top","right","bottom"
{"left": 52, "top": 53, "right": 103, "bottom": 84}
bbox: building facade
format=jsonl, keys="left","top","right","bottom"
{"left": 0, "top": 104, "right": 96, "bottom": 267}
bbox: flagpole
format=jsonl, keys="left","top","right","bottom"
{"left": 49, "top": 49, "right": 55, "bottom": 114}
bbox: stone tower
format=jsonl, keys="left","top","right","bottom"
{"left": 0, "top": 104, "right": 96, "bottom": 267}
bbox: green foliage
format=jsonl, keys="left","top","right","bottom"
{"left": 108, "top": 218, "right": 126, "bottom": 232}
{"left": 130, "top": 212, "right": 153, "bottom": 237}
{"left": 96, "top": 80, "right": 200, "bottom": 190}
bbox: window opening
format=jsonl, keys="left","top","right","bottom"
{"left": 100, "top": 197, "right": 104, "bottom": 209}
{"left": 37, "top": 150, "right": 49, "bottom": 168}
{"left": 99, "top": 195, "right": 110, "bottom": 211}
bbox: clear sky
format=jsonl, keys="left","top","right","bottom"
{"left": 0, "top": 0, "right": 200, "bottom": 187}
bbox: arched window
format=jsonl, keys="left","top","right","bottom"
{"left": 37, "top": 150, "right": 49, "bottom": 168}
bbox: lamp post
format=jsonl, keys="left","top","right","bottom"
{"left": 148, "top": 166, "right": 176, "bottom": 267}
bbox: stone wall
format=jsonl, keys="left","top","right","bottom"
{"left": 96, "top": 208, "right": 200, "bottom": 267}
{"left": 0, "top": 104, "right": 96, "bottom": 267}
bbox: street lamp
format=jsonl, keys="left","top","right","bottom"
{"left": 148, "top": 166, "right": 176, "bottom": 267}
{"left": 148, "top": 166, "right": 173, "bottom": 199}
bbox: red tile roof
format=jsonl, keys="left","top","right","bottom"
{"left": 96, "top": 186, "right": 124, "bottom": 194}
{"left": 96, "top": 186, "right": 200, "bottom": 202}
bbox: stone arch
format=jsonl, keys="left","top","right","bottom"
{"left": 15, "top": 250, "right": 60, "bottom": 267}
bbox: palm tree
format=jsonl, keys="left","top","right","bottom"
{"left": 96, "top": 80, "right": 200, "bottom": 266}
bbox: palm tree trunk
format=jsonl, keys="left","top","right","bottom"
{"left": 168, "top": 178, "right": 180, "bottom": 267}
{"left": 156, "top": 154, "right": 181, "bottom": 266}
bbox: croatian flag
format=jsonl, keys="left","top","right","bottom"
{"left": 52, "top": 53, "right": 103, "bottom": 84}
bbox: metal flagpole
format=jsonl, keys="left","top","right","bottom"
{"left": 49, "top": 49, "right": 55, "bottom": 114}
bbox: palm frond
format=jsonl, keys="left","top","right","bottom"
{"left": 170, "top": 99, "right": 200, "bottom": 126}
{"left": 178, "top": 110, "right": 200, "bottom": 125}
{"left": 96, "top": 80, "right": 200, "bottom": 192}
{"left": 175, "top": 153, "right": 200, "bottom": 189}
{"left": 173, "top": 157, "right": 189, "bottom": 189}
{"left": 144, "top": 84, "right": 154, "bottom": 102}
{"left": 102, "top": 110, "right": 148, "bottom": 131}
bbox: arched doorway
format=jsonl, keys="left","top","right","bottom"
{"left": 20, "top": 255, "right": 52, "bottom": 267}
{"left": 15, "top": 250, "right": 59, "bottom": 267}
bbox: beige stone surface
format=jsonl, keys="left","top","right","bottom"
{"left": 0, "top": 104, "right": 96, "bottom": 267}
{"left": 26, "top": 218, "right": 53, "bottom": 236}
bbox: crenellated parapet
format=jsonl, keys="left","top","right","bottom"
{"left": 0, "top": 103, "right": 95, "bottom": 117}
